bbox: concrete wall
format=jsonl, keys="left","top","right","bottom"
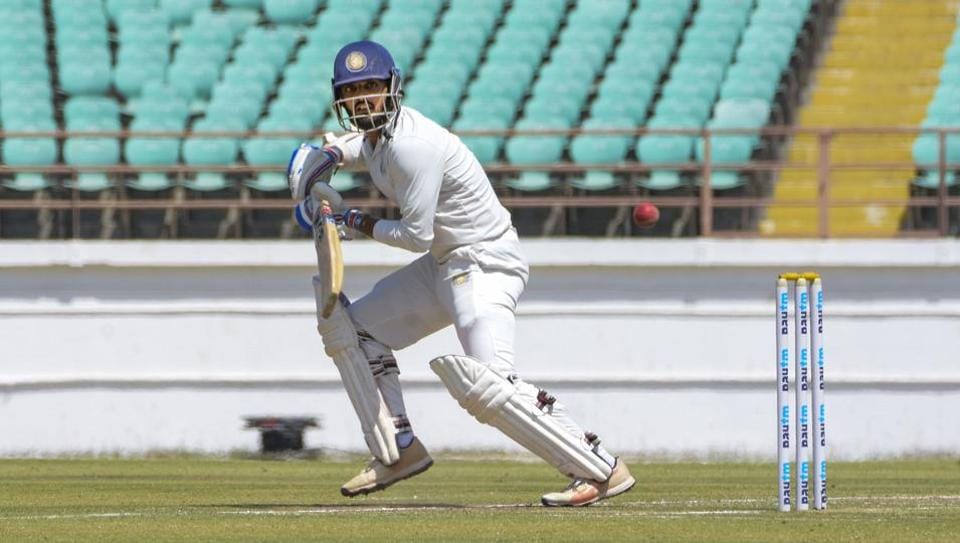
{"left": 1, "top": 239, "right": 958, "bottom": 459}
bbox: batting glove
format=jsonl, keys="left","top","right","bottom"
{"left": 287, "top": 143, "right": 342, "bottom": 201}
{"left": 339, "top": 208, "right": 366, "bottom": 231}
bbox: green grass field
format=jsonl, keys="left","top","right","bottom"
{"left": 1, "top": 455, "right": 958, "bottom": 542}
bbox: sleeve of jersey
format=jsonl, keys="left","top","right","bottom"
{"left": 334, "top": 133, "right": 364, "bottom": 167}
{"left": 372, "top": 139, "right": 443, "bottom": 253}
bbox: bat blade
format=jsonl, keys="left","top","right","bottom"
{"left": 314, "top": 199, "right": 343, "bottom": 319}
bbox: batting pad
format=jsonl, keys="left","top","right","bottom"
{"left": 314, "top": 282, "right": 400, "bottom": 465}
{"left": 430, "top": 355, "right": 612, "bottom": 481}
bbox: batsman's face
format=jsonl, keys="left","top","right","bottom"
{"left": 340, "top": 79, "right": 389, "bottom": 130}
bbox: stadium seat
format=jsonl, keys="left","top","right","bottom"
{"left": 242, "top": 117, "right": 303, "bottom": 192}
{"left": 505, "top": 119, "right": 568, "bottom": 166}
{"left": 454, "top": 117, "right": 509, "bottom": 165}
{"left": 504, "top": 171, "right": 555, "bottom": 192}
{"left": 182, "top": 118, "right": 241, "bottom": 192}
{"left": 63, "top": 138, "right": 121, "bottom": 192}
{"left": 60, "top": 60, "right": 112, "bottom": 95}
{"left": 125, "top": 138, "right": 179, "bottom": 191}
{"left": 160, "top": 0, "right": 212, "bottom": 25}
{"left": 570, "top": 118, "right": 634, "bottom": 165}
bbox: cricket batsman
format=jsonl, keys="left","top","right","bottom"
{"left": 287, "top": 40, "right": 634, "bottom": 506}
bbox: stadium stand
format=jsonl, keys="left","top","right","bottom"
{"left": 763, "top": 0, "right": 960, "bottom": 237}
{"left": 0, "top": 0, "right": 837, "bottom": 239}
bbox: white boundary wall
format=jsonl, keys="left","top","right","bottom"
{"left": 1, "top": 239, "right": 959, "bottom": 459}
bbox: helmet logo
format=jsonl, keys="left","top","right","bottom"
{"left": 345, "top": 51, "right": 367, "bottom": 72}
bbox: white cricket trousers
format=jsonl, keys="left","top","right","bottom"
{"left": 347, "top": 228, "right": 527, "bottom": 375}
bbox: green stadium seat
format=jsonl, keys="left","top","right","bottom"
{"left": 125, "top": 138, "right": 179, "bottom": 191}
{"left": 697, "top": 171, "right": 745, "bottom": 191}
{"left": 719, "top": 76, "right": 778, "bottom": 102}
{"left": 180, "top": 24, "right": 235, "bottom": 50}
{"left": 742, "top": 24, "right": 797, "bottom": 48}
{"left": 0, "top": 43, "right": 46, "bottom": 67}
{"left": 133, "top": 98, "right": 191, "bottom": 127}
{"left": 223, "top": 67, "right": 279, "bottom": 101}
{"left": 2, "top": 173, "right": 54, "bottom": 192}
{"left": 505, "top": 119, "right": 567, "bottom": 166}
{"left": 264, "top": 0, "right": 319, "bottom": 25}
{"left": 692, "top": 12, "right": 749, "bottom": 35}
{"left": 447, "top": 0, "right": 503, "bottom": 14}
{"left": 695, "top": 135, "right": 755, "bottom": 164}
{"left": 59, "top": 60, "right": 112, "bottom": 95}
{"left": 629, "top": 6, "right": 689, "bottom": 33}
{"left": 713, "top": 99, "right": 771, "bottom": 126}
{"left": 441, "top": 11, "right": 498, "bottom": 40}
{"left": 486, "top": 35, "right": 546, "bottom": 61}
{"left": 1, "top": 99, "right": 54, "bottom": 125}
{"left": 669, "top": 61, "right": 727, "bottom": 87}
{"left": 913, "top": 131, "right": 960, "bottom": 168}
{"left": 458, "top": 96, "right": 517, "bottom": 126}
{"left": 683, "top": 25, "right": 742, "bottom": 48}
{"left": 736, "top": 40, "right": 793, "bottom": 70}
{"left": 244, "top": 138, "right": 298, "bottom": 168}
{"left": 182, "top": 118, "right": 238, "bottom": 192}
{"left": 654, "top": 97, "right": 711, "bottom": 125}
{"left": 54, "top": 25, "right": 108, "bottom": 47}
{"left": 637, "top": 171, "right": 683, "bottom": 191}
{"left": 505, "top": 171, "right": 555, "bottom": 192}
{"left": 242, "top": 25, "right": 299, "bottom": 50}
{"left": 551, "top": 44, "right": 607, "bottom": 77}
{"left": 167, "top": 60, "right": 221, "bottom": 99}
{"left": 114, "top": 62, "right": 167, "bottom": 98}
{"left": 63, "top": 138, "right": 120, "bottom": 192}
{"left": 523, "top": 97, "right": 582, "bottom": 126}
{"left": 636, "top": 123, "right": 694, "bottom": 190}
{"left": 661, "top": 78, "right": 720, "bottom": 105}
{"left": 569, "top": 171, "right": 618, "bottom": 192}
{"left": 453, "top": 117, "right": 508, "bottom": 165}
{"left": 637, "top": 134, "right": 694, "bottom": 164}
{"left": 117, "top": 42, "right": 170, "bottom": 66}
{"left": 66, "top": 114, "right": 121, "bottom": 133}
{"left": 390, "top": 0, "right": 443, "bottom": 12}
{"left": 408, "top": 65, "right": 471, "bottom": 93}
{"left": 223, "top": 0, "right": 263, "bottom": 7}
{"left": 104, "top": 0, "right": 157, "bottom": 23}
{"left": 589, "top": 96, "right": 648, "bottom": 124}
{"left": 751, "top": 6, "right": 806, "bottom": 33}
{"left": 3, "top": 136, "right": 57, "bottom": 167}
{"left": 570, "top": 117, "right": 634, "bottom": 165}
{"left": 596, "top": 77, "right": 657, "bottom": 104}
{"left": 699, "top": 0, "right": 753, "bottom": 13}
{"left": 210, "top": 80, "right": 267, "bottom": 106}
{"left": 407, "top": 96, "right": 458, "bottom": 127}
{"left": 270, "top": 97, "right": 326, "bottom": 125}
{"left": 612, "top": 41, "right": 673, "bottom": 73}
{"left": 913, "top": 170, "right": 957, "bottom": 190}
{"left": 160, "top": 0, "right": 212, "bottom": 25}
{"left": 677, "top": 40, "right": 736, "bottom": 65}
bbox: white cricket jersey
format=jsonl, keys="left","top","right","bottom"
{"left": 337, "top": 107, "right": 514, "bottom": 260}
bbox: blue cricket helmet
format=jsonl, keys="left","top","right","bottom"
{"left": 331, "top": 40, "right": 403, "bottom": 132}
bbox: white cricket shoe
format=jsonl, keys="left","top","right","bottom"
{"left": 540, "top": 458, "right": 635, "bottom": 507}
{"left": 340, "top": 437, "right": 433, "bottom": 497}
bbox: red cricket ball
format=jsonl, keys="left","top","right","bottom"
{"left": 632, "top": 202, "right": 660, "bottom": 228}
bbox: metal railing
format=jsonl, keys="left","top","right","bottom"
{"left": 0, "top": 125, "right": 957, "bottom": 238}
